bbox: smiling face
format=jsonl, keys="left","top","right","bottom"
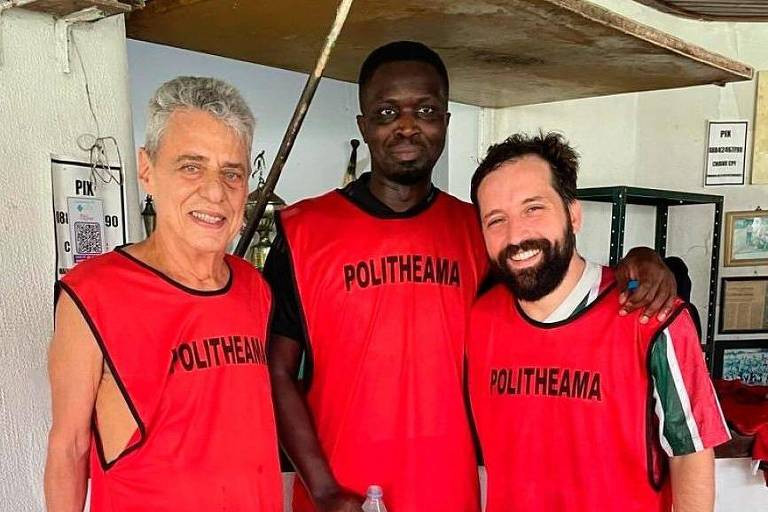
{"left": 356, "top": 60, "right": 449, "bottom": 185}
{"left": 476, "top": 155, "right": 582, "bottom": 301}
{"left": 138, "top": 108, "right": 249, "bottom": 256}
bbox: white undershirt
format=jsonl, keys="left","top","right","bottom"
{"left": 543, "top": 259, "right": 603, "bottom": 323}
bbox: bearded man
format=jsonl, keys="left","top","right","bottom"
{"left": 467, "top": 132, "right": 730, "bottom": 512}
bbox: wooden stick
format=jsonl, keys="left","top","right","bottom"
{"left": 235, "top": 0, "right": 355, "bottom": 257}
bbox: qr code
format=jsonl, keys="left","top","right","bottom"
{"left": 74, "top": 221, "right": 103, "bottom": 254}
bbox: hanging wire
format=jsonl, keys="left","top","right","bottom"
{"left": 71, "top": 30, "right": 123, "bottom": 187}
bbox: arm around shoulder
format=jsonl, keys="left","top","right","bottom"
{"left": 615, "top": 247, "right": 677, "bottom": 322}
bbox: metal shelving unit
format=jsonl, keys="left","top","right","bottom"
{"left": 577, "top": 186, "right": 724, "bottom": 367}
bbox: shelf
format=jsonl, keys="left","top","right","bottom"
{"left": 576, "top": 185, "right": 724, "bottom": 357}
{"left": 577, "top": 186, "right": 724, "bottom": 207}
{"left": 126, "top": 0, "right": 753, "bottom": 108}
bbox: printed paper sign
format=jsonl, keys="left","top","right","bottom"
{"left": 705, "top": 121, "right": 748, "bottom": 186}
{"left": 51, "top": 158, "right": 126, "bottom": 279}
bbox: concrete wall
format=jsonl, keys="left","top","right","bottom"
{"left": 446, "top": 1, "right": 768, "bottom": 509}
{"left": 0, "top": 9, "right": 139, "bottom": 510}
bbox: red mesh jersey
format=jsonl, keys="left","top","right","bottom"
{"left": 468, "top": 273, "right": 727, "bottom": 512}
{"left": 280, "top": 190, "right": 487, "bottom": 512}
{"left": 59, "top": 249, "right": 282, "bottom": 512}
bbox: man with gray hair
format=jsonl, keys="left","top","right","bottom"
{"left": 44, "top": 76, "right": 283, "bottom": 511}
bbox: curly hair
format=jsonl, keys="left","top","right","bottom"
{"left": 470, "top": 132, "right": 580, "bottom": 208}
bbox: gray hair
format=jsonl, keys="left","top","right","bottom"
{"left": 144, "top": 76, "right": 255, "bottom": 159}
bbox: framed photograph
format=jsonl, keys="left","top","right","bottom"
{"left": 718, "top": 277, "right": 768, "bottom": 334}
{"left": 752, "top": 71, "right": 768, "bottom": 185}
{"left": 713, "top": 340, "right": 768, "bottom": 385}
{"left": 723, "top": 209, "right": 768, "bottom": 266}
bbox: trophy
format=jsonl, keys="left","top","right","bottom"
{"left": 244, "top": 151, "right": 285, "bottom": 269}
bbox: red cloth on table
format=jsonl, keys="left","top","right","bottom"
{"left": 714, "top": 379, "right": 768, "bottom": 485}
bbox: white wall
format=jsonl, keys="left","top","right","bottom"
{"left": 127, "top": 40, "right": 472, "bottom": 201}
{"left": 0, "top": 9, "right": 139, "bottom": 510}
{"left": 716, "top": 459, "right": 768, "bottom": 512}
{"left": 447, "top": 101, "right": 482, "bottom": 201}
{"left": 446, "top": 2, "right": 768, "bottom": 509}
{"left": 128, "top": 40, "right": 361, "bottom": 203}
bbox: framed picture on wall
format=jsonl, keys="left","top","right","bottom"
{"left": 723, "top": 209, "right": 768, "bottom": 266}
{"left": 752, "top": 71, "right": 768, "bottom": 185}
{"left": 718, "top": 277, "right": 768, "bottom": 334}
{"left": 713, "top": 339, "right": 768, "bottom": 385}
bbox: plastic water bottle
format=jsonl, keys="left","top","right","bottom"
{"left": 361, "top": 485, "right": 387, "bottom": 512}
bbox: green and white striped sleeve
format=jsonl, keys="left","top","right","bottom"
{"left": 649, "top": 308, "right": 730, "bottom": 457}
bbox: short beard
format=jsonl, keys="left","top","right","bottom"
{"left": 386, "top": 161, "right": 433, "bottom": 185}
{"left": 493, "top": 220, "right": 576, "bottom": 302}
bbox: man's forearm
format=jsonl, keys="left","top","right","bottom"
{"left": 669, "top": 449, "right": 715, "bottom": 512}
{"left": 271, "top": 372, "right": 340, "bottom": 500}
{"left": 44, "top": 439, "right": 89, "bottom": 512}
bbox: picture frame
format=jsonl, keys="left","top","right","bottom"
{"left": 752, "top": 71, "right": 768, "bottom": 185}
{"left": 713, "top": 339, "right": 768, "bottom": 386}
{"left": 718, "top": 277, "right": 768, "bottom": 334}
{"left": 723, "top": 209, "right": 768, "bottom": 267}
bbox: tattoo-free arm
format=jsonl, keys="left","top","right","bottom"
{"left": 669, "top": 449, "right": 715, "bottom": 512}
{"left": 44, "top": 292, "right": 102, "bottom": 512}
{"left": 268, "top": 335, "right": 363, "bottom": 512}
